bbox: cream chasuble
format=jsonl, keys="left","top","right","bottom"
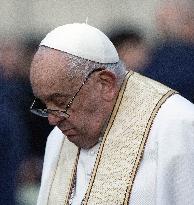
{"left": 37, "top": 72, "right": 194, "bottom": 205}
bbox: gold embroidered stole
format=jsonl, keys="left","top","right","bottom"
{"left": 47, "top": 138, "right": 79, "bottom": 205}
{"left": 48, "top": 72, "right": 176, "bottom": 205}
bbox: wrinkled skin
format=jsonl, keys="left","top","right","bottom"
{"left": 30, "top": 47, "right": 120, "bottom": 149}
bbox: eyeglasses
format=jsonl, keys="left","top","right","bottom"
{"left": 30, "top": 68, "right": 105, "bottom": 118}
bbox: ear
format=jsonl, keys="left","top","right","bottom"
{"left": 96, "top": 70, "right": 117, "bottom": 101}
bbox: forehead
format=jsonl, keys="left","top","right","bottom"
{"left": 31, "top": 47, "right": 68, "bottom": 76}
{"left": 30, "top": 47, "right": 76, "bottom": 100}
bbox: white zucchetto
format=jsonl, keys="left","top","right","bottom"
{"left": 40, "top": 23, "right": 119, "bottom": 63}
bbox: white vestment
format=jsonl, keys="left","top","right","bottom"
{"left": 37, "top": 94, "right": 194, "bottom": 205}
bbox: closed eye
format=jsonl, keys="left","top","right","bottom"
{"left": 49, "top": 96, "right": 71, "bottom": 109}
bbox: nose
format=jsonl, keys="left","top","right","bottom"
{"left": 48, "top": 113, "right": 63, "bottom": 126}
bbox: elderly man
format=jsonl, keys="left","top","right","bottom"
{"left": 30, "top": 23, "right": 194, "bottom": 205}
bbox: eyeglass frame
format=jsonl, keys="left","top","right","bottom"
{"left": 30, "top": 68, "right": 105, "bottom": 118}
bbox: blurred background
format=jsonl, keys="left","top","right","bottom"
{"left": 0, "top": 0, "right": 194, "bottom": 204}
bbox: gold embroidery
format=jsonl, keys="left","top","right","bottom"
{"left": 48, "top": 138, "right": 79, "bottom": 205}
{"left": 123, "top": 90, "right": 177, "bottom": 205}
{"left": 47, "top": 137, "right": 65, "bottom": 205}
{"left": 66, "top": 149, "right": 80, "bottom": 204}
{"left": 82, "top": 71, "right": 134, "bottom": 204}
{"left": 83, "top": 73, "right": 176, "bottom": 205}
{"left": 47, "top": 72, "right": 177, "bottom": 205}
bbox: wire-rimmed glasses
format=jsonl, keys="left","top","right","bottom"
{"left": 30, "top": 68, "right": 105, "bottom": 118}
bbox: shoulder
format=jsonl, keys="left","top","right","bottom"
{"left": 157, "top": 94, "right": 194, "bottom": 122}
{"left": 150, "top": 94, "right": 194, "bottom": 154}
{"left": 46, "top": 126, "right": 64, "bottom": 144}
{"left": 37, "top": 127, "right": 65, "bottom": 205}
{"left": 44, "top": 126, "right": 65, "bottom": 159}
{"left": 42, "top": 127, "right": 65, "bottom": 173}
{"left": 39, "top": 127, "right": 65, "bottom": 187}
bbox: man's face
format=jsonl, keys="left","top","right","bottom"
{"left": 30, "top": 47, "right": 112, "bottom": 149}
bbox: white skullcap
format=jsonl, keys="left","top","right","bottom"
{"left": 40, "top": 23, "right": 119, "bottom": 63}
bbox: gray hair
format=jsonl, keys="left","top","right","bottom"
{"left": 65, "top": 52, "right": 127, "bottom": 86}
